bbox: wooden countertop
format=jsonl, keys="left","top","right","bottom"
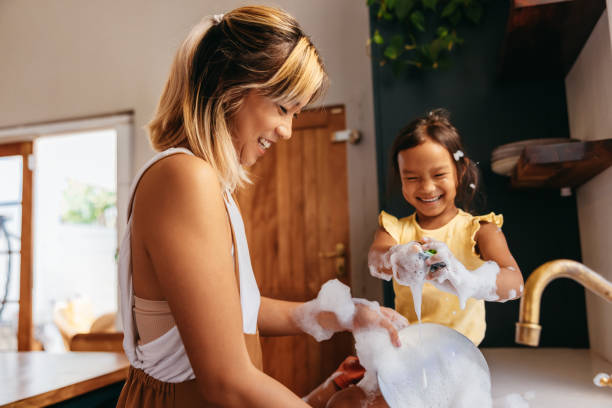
{"left": 0, "top": 351, "right": 129, "bottom": 407}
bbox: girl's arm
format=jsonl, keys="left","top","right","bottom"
{"left": 367, "top": 227, "right": 398, "bottom": 280}
{"left": 135, "top": 155, "right": 309, "bottom": 408}
{"left": 475, "top": 222, "right": 524, "bottom": 301}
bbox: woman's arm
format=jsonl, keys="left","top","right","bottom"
{"left": 367, "top": 227, "right": 398, "bottom": 280}
{"left": 258, "top": 297, "right": 302, "bottom": 336}
{"left": 259, "top": 297, "right": 406, "bottom": 347}
{"left": 475, "top": 222, "right": 524, "bottom": 301}
{"left": 134, "top": 155, "right": 309, "bottom": 407}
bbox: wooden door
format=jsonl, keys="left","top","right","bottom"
{"left": 0, "top": 142, "right": 34, "bottom": 351}
{"left": 238, "top": 105, "right": 353, "bottom": 396}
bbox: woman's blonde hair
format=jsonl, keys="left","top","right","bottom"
{"left": 148, "top": 6, "right": 328, "bottom": 191}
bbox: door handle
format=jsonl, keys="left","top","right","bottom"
{"left": 318, "top": 243, "right": 347, "bottom": 278}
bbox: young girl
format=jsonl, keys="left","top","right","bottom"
{"left": 317, "top": 109, "right": 525, "bottom": 408}
{"left": 307, "top": 109, "right": 525, "bottom": 408}
{"left": 368, "top": 108, "right": 524, "bottom": 346}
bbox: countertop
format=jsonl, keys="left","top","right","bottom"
{"left": 482, "top": 348, "right": 612, "bottom": 407}
{"left": 0, "top": 351, "right": 129, "bottom": 407}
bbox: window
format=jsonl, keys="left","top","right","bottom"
{"left": 0, "top": 114, "right": 131, "bottom": 351}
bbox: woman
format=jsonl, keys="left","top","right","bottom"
{"left": 116, "top": 6, "right": 404, "bottom": 407}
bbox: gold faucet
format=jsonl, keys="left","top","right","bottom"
{"left": 516, "top": 259, "right": 612, "bottom": 346}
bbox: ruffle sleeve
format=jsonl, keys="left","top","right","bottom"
{"left": 469, "top": 212, "right": 503, "bottom": 257}
{"left": 378, "top": 211, "right": 402, "bottom": 243}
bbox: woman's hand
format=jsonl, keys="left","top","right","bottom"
{"left": 295, "top": 280, "right": 408, "bottom": 347}
{"left": 349, "top": 302, "right": 408, "bottom": 347}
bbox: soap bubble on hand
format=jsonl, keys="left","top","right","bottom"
{"left": 293, "top": 280, "right": 406, "bottom": 347}
{"left": 386, "top": 242, "right": 428, "bottom": 286}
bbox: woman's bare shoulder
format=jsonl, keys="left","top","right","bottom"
{"left": 143, "top": 153, "right": 218, "bottom": 189}
{"left": 131, "top": 153, "right": 229, "bottom": 248}
{"left": 137, "top": 153, "right": 221, "bottom": 206}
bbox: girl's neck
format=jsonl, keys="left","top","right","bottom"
{"left": 415, "top": 206, "right": 459, "bottom": 230}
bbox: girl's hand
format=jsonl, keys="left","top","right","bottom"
{"left": 420, "top": 237, "right": 500, "bottom": 307}
{"left": 420, "top": 237, "right": 467, "bottom": 290}
{"left": 384, "top": 242, "right": 425, "bottom": 285}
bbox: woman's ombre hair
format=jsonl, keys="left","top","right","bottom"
{"left": 148, "top": 6, "right": 328, "bottom": 191}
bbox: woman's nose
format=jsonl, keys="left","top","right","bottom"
{"left": 276, "top": 123, "right": 292, "bottom": 140}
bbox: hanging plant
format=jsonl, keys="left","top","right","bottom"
{"left": 367, "top": 0, "right": 487, "bottom": 73}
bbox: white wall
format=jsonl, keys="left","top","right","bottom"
{"left": 0, "top": 0, "right": 382, "bottom": 301}
{"left": 565, "top": 8, "right": 612, "bottom": 362}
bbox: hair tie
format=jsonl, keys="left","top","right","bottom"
{"left": 212, "top": 13, "right": 224, "bottom": 25}
{"left": 453, "top": 150, "right": 464, "bottom": 161}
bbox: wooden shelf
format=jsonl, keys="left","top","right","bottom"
{"left": 511, "top": 139, "right": 612, "bottom": 189}
{"left": 499, "top": 0, "right": 605, "bottom": 79}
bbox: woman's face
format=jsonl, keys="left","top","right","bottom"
{"left": 232, "top": 90, "right": 307, "bottom": 167}
{"left": 397, "top": 140, "right": 459, "bottom": 223}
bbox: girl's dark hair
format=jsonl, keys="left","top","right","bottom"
{"left": 388, "top": 108, "right": 483, "bottom": 214}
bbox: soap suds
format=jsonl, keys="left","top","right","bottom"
{"left": 292, "top": 279, "right": 355, "bottom": 341}
{"left": 293, "top": 279, "right": 408, "bottom": 342}
{"left": 373, "top": 239, "right": 500, "bottom": 313}
{"left": 593, "top": 372, "right": 610, "bottom": 387}
{"left": 493, "top": 392, "right": 532, "bottom": 408}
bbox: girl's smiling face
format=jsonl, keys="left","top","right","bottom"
{"left": 231, "top": 90, "right": 307, "bottom": 167}
{"left": 397, "top": 139, "right": 459, "bottom": 228}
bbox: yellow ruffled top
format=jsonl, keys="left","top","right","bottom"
{"left": 379, "top": 209, "right": 503, "bottom": 345}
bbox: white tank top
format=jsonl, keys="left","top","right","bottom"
{"left": 118, "top": 147, "right": 261, "bottom": 382}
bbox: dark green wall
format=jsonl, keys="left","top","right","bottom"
{"left": 369, "top": 1, "right": 588, "bottom": 347}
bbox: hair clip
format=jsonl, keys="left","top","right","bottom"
{"left": 212, "top": 13, "right": 224, "bottom": 25}
{"left": 469, "top": 183, "right": 476, "bottom": 190}
{"left": 453, "top": 150, "right": 464, "bottom": 161}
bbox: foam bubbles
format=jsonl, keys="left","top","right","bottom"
{"left": 292, "top": 279, "right": 355, "bottom": 341}
{"left": 372, "top": 239, "right": 500, "bottom": 313}
{"left": 493, "top": 393, "right": 531, "bottom": 408}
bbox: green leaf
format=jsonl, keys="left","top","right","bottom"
{"left": 410, "top": 10, "right": 426, "bottom": 32}
{"left": 436, "top": 26, "right": 449, "bottom": 38}
{"left": 373, "top": 29, "right": 384, "bottom": 44}
{"left": 384, "top": 44, "right": 400, "bottom": 60}
{"left": 366, "top": 0, "right": 377, "bottom": 6}
{"left": 390, "top": 34, "right": 404, "bottom": 45}
{"left": 395, "top": 0, "right": 415, "bottom": 19}
{"left": 465, "top": 3, "right": 483, "bottom": 23}
{"left": 429, "top": 37, "right": 446, "bottom": 60}
{"left": 386, "top": 0, "right": 398, "bottom": 9}
{"left": 441, "top": 0, "right": 458, "bottom": 17}
{"left": 384, "top": 34, "right": 405, "bottom": 60}
{"left": 422, "top": 0, "right": 437, "bottom": 11}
